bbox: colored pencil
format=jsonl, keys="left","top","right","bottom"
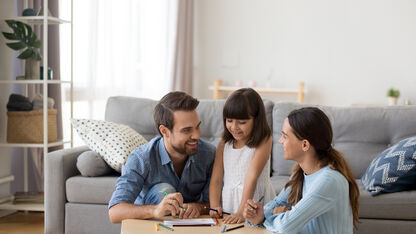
{"left": 259, "top": 196, "right": 264, "bottom": 203}
{"left": 158, "top": 223, "right": 174, "bottom": 231}
{"left": 221, "top": 225, "right": 227, "bottom": 233}
{"left": 225, "top": 224, "right": 245, "bottom": 232}
{"left": 163, "top": 191, "right": 185, "bottom": 210}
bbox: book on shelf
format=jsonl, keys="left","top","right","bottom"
{"left": 13, "top": 191, "right": 44, "bottom": 204}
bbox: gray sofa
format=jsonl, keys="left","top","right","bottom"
{"left": 46, "top": 96, "right": 416, "bottom": 234}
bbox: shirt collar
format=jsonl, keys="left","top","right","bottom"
{"left": 159, "top": 138, "right": 172, "bottom": 165}
{"left": 158, "top": 137, "right": 197, "bottom": 165}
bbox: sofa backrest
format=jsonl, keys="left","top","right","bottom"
{"left": 272, "top": 102, "right": 416, "bottom": 179}
{"left": 105, "top": 96, "right": 274, "bottom": 147}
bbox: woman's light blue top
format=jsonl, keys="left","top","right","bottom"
{"left": 263, "top": 166, "right": 353, "bottom": 234}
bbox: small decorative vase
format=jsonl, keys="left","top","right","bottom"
{"left": 388, "top": 97, "right": 398, "bottom": 106}
{"left": 25, "top": 58, "right": 40, "bottom": 80}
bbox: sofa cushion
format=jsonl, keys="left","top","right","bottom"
{"left": 272, "top": 102, "right": 416, "bottom": 178}
{"left": 358, "top": 180, "right": 416, "bottom": 220}
{"left": 71, "top": 119, "right": 148, "bottom": 172}
{"left": 361, "top": 136, "right": 416, "bottom": 196}
{"left": 66, "top": 176, "right": 118, "bottom": 204}
{"left": 76, "top": 151, "right": 114, "bottom": 177}
{"left": 105, "top": 97, "right": 274, "bottom": 147}
{"left": 270, "top": 175, "right": 416, "bottom": 220}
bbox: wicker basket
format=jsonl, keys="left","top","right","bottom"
{"left": 7, "top": 109, "right": 58, "bottom": 143}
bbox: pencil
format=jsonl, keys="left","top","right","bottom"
{"left": 225, "top": 224, "right": 244, "bottom": 232}
{"left": 154, "top": 222, "right": 159, "bottom": 231}
{"left": 158, "top": 223, "right": 174, "bottom": 231}
{"left": 259, "top": 196, "right": 264, "bottom": 203}
{"left": 215, "top": 217, "right": 219, "bottom": 225}
{"left": 205, "top": 207, "right": 231, "bottom": 215}
{"left": 163, "top": 191, "right": 185, "bottom": 211}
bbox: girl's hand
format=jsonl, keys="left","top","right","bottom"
{"left": 243, "top": 199, "right": 264, "bottom": 225}
{"left": 209, "top": 206, "right": 223, "bottom": 218}
{"left": 272, "top": 206, "right": 291, "bottom": 215}
{"left": 223, "top": 212, "right": 245, "bottom": 224}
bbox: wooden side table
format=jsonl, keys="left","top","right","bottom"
{"left": 209, "top": 79, "right": 305, "bottom": 102}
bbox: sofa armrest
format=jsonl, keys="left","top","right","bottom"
{"left": 45, "top": 145, "right": 90, "bottom": 234}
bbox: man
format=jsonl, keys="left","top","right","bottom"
{"left": 108, "top": 91, "right": 216, "bottom": 223}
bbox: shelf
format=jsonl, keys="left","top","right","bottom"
{"left": 0, "top": 140, "right": 71, "bottom": 148}
{"left": 208, "top": 85, "right": 301, "bottom": 94}
{"left": 0, "top": 201, "right": 44, "bottom": 212}
{"left": 0, "top": 80, "right": 71, "bottom": 84}
{"left": 209, "top": 80, "right": 305, "bottom": 102}
{"left": 3, "top": 16, "right": 70, "bottom": 24}
{"left": 0, "top": 175, "right": 14, "bottom": 185}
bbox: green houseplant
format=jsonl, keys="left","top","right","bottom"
{"left": 386, "top": 88, "right": 400, "bottom": 105}
{"left": 2, "top": 20, "right": 42, "bottom": 79}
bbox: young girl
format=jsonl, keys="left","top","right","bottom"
{"left": 209, "top": 88, "right": 275, "bottom": 224}
{"left": 243, "top": 107, "right": 359, "bottom": 233}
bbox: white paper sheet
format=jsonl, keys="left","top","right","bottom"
{"left": 163, "top": 218, "right": 216, "bottom": 226}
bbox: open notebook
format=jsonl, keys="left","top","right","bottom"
{"left": 164, "top": 218, "right": 216, "bottom": 226}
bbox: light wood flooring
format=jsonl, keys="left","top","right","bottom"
{"left": 0, "top": 211, "right": 43, "bottom": 234}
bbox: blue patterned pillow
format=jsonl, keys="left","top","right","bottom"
{"left": 361, "top": 136, "right": 416, "bottom": 196}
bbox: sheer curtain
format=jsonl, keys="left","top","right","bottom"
{"left": 60, "top": 0, "right": 174, "bottom": 146}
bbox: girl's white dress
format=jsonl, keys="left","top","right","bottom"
{"left": 222, "top": 142, "right": 276, "bottom": 214}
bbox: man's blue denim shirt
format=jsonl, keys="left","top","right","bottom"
{"left": 108, "top": 136, "right": 216, "bottom": 208}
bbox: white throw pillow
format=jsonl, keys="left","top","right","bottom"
{"left": 71, "top": 119, "right": 148, "bottom": 172}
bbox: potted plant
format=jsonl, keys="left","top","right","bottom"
{"left": 2, "top": 20, "right": 42, "bottom": 79}
{"left": 386, "top": 88, "right": 400, "bottom": 105}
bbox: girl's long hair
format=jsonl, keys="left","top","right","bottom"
{"left": 284, "top": 107, "right": 359, "bottom": 229}
{"left": 222, "top": 88, "right": 271, "bottom": 147}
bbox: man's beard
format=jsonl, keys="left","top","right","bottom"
{"left": 171, "top": 140, "right": 198, "bottom": 156}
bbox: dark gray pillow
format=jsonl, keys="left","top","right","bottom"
{"left": 77, "top": 150, "right": 113, "bottom": 177}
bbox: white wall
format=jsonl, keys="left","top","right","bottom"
{"left": 194, "top": 0, "right": 416, "bottom": 106}
{"left": 0, "top": 0, "right": 15, "bottom": 216}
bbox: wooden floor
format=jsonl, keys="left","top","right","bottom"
{"left": 0, "top": 211, "right": 44, "bottom": 234}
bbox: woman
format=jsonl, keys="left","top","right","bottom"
{"left": 243, "top": 107, "right": 359, "bottom": 234}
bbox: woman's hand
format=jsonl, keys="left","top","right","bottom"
{"left": 272, "top": 206, "right": 291, "bottom": 215}
{"left": 243, "top": 199, "right": 265, "bottom": 225}
{"left": 209, "top": 206, "right": 223, "bottom": 219}
{"left": 223, "top": 212, "right": 245, "bottom": 224}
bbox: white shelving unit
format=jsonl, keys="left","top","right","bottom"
{"left": 0, "top": 0, "right": 73, "bottom": 212}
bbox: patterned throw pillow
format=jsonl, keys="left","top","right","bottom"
{"left": 71, "top": 119, "right": 148, "bottom": 172}
{"left": 361, "top": 136, "right": 416, "bottom": 196}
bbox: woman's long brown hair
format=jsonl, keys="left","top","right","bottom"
{"left": 284, "top": 107, "right": 359, "bottom": 229}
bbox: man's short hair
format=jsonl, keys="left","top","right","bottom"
{"left": 153, "top": 91, "right": 199, "bottom": 135}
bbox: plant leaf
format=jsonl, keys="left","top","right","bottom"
{"left": 6, "top": 42, "right": 26, "bottom": 50}
{"left": 5, "top": 20, "right": 17, "bottom": 30}
{"left": 15, "top": 21, "right": 25, "bottom": 40}
{"left": 24, "top": 23, "right": 33, "bottom": 40}
{"left": 32, "top": 40, "right": 41, "bottom": 48}
{"left": 17, "top": 48, "right": 33, "bottom": 59}
{"left": 2, "top": 32, "right": 19, "bottom": 40}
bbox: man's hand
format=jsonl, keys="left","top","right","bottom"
{"left": 272, "top": 206, "right": 291, "bottom": 215}
{"left": 179, "top": 203, "right": 201, "bottom": 219}
{"left": 243, "top": 199, "right": 265, "bottom": 225}
{"left": 223, "top": 212, "right": 245, "bottom": 224}
{"left": 153, "top": 192, "right": 184, "bottom": 218}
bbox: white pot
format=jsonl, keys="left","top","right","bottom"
{"left": 25, "top": 58, "right": 40, "bottom": 80}
{"left": 387, "top": 97, "right": 398, "bottom": 106}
